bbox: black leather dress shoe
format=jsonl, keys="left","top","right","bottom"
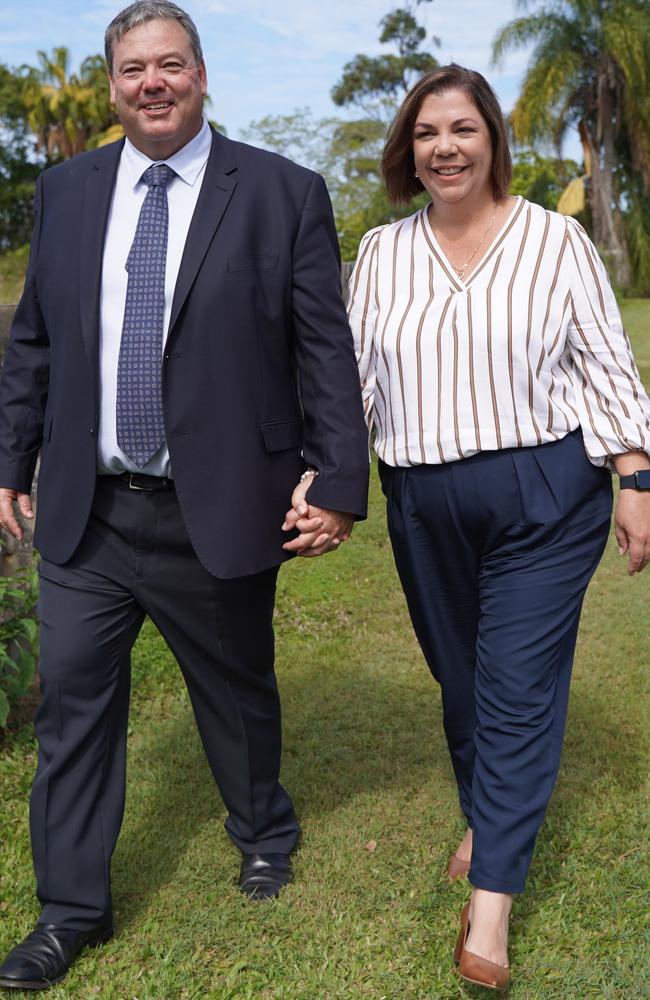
{"left": 0, "top": 923, "right": 113, "bottom": 990}
{"left": 238, "top": 853, "right": 293, "bottom": 899}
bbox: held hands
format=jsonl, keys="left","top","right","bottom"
{"left": 281, "top": 475, "right": 355, "bottom": 558}
{"left": 614, "top": 489, "right": 650, "bottom": 575}
{"left": 0, "top": 488, "right": 34, "bottom": 542}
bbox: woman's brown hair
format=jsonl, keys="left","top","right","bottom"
{"left": 382, "top": 65, "right": 512, "bottom": 205}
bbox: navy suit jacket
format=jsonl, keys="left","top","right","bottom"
{"left": 0, "top": 128, "right": 369, "bottom": 577}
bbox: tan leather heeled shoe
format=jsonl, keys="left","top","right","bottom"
{"left": 447, "top": 853, "right": 471, "bottom": 881}
{"left": 454, "top": 902, "right": 510, "bottom": 991}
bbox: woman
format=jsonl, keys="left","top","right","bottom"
{"left": 291, "top": 66, "right": 650, "bottom": 990}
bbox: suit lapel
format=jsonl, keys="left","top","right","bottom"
{"left": 168, "top": 129, "right": 238, "bottom": 335}
{"left": 79, "top": 141, "right": 123, "bottom": 399}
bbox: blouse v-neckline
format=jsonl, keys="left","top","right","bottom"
{"left": 420, "top": 195, "right": 526, "bottom": 290}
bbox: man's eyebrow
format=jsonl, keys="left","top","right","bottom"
{"left": 117, "top": 49, "right": 189, "bottom": 66}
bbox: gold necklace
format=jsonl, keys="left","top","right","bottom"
{"left": 436, "top": 209, "right": 498, "bottom": 280}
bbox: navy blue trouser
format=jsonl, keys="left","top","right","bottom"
{"left": 32, "top": 476, "right": 298, "bottom": 930}
{"left": 379, "top": 430, "right": 612, "bottom": 893}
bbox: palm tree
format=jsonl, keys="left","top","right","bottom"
{"left": 20, "top": 48, "right": 117, "bottom": 160}
{"left": 492, "top": 0, "right": 650, "bottom": 289}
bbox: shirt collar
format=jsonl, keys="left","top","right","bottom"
{"left": 121, "top": 117, "right": 212, "bottom": 190}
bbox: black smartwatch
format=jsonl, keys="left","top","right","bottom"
{"left": 619, "top": 470, "right": 650, "bottom": 490}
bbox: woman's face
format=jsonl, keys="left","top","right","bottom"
{"left": 412, "top": 88, "right": 494, "bottom": 208}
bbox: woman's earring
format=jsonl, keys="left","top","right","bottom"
{"left": 414, "top": 171, "right": 419, "bottom": 177}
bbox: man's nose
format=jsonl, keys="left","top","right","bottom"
{"left": 142, "top": 66, "right": 165, "bottom": 90}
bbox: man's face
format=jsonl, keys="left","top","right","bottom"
{"left": 109, "top": 18, "right": 207, "bottom": 160}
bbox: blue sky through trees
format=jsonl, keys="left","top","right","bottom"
{"left": 0, "top": 1, "right": 580, "bottom": 159}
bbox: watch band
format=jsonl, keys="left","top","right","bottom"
{"left": 619, "top": 470, "right": 650, "bottom": 490}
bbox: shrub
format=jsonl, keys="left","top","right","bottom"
{"left": 0, "top": 566, "right": 39, "bottom": 728}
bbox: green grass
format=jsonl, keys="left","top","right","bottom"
{"left": 623, "top": 299, "right": 650, "bottom": 386}
{"left": 0, "top": 305, "right": 648, "bottom": 998}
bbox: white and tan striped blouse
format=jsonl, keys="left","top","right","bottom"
{"left": 348, "top": 196, "right": 650, "bottom": 467}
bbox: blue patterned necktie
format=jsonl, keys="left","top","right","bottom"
{"left": 116, "top": 162, "right": 174, "bottom": 468}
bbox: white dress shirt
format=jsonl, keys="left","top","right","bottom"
{"left": 348, "top": 197, "right": 650, "bottom": 467}
{"left": 97, "top": 118, "right": 212, "bottom": 476}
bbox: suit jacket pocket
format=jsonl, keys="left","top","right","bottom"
{"left": 260, "top": 417, "right": 303, "bottom": 452}
{"left": 228, "top": 253, "right": 279, "bottom": 272}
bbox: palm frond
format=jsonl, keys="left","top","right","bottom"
{"left": 509, "top": 50, "right": 583, "bottom": 145}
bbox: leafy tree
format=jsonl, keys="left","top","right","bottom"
{"left": 0, "top": 148, "right": 41, "bottom": 251}
{"left": 331, "top": 0, "right": 439, "bottom": 122}
{"left": 244, "top": 3, "right": 440, "bottom": 257}
{"left": 492, "top": 0, "right": 650, "bottom": 290}
{"left": 19, "top": 48, "right": 118, "bottom": 159}
{"left": 0, "top": 64, "right": 44, "bottom": 250}
{"left": 242, "top": 109, "right": 428, "bottom": 260}
{"left": 240, "top": 109, "right": 341, "bottom": 179}
{"left": 510, "top": 149, "right": 582, "bottom": 211}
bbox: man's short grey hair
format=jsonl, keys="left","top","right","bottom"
{"left": 105, "top": 1, "right": 203, "bottom": 74}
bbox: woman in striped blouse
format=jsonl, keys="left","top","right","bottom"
{"left": 345, "top": 65, "right": 650, "bottom": 990}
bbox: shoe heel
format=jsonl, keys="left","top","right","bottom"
{"left": 453, "top": 903, "right": 469, "bottom": 965}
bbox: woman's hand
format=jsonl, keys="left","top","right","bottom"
{"left": 614, "top": 489, "right": 650, "bottom": 574}
{"left": 612, "top": 453, "right": 650, "bottom": 574}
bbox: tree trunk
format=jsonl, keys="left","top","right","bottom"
{"left": 587, "top": 71, "right": 632, "bottom": 288}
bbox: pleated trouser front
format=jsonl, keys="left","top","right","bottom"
{"left": 379, "top": 429, "right": 612, "bottom": 893}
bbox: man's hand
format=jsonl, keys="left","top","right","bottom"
{"left": 281, "top": 477, "right": 354, "bottom": 557}
{"left": 614, "top": 489, "right": 650, "bottom": 575}
{"left": 0, "top": 488, "right": 34, "bottom": 542}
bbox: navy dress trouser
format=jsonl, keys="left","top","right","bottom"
{"left": 32, "top": 476, "right": 298, "bottom": 930}
{"left": 379, "top": 430, "right": 612, "bottom": 893}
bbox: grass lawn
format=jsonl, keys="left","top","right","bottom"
{"left": 0, "top": 302, "right": 648, "bottom": 999}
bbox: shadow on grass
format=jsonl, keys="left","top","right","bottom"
{"left": 110, "top": 658, "right": 450, "bottom": 929}
{"left": 109, "top": 653, "right": 644, "bottom": 932}
{"left": 518, "top": 681, "right": 645, "bottom": 910}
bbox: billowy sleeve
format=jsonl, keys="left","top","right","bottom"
{"left": 565, "top": 218, "right": 650, "bottom": 465}
{"left": 346, "top": 227, "right": 383, "bottom": 432}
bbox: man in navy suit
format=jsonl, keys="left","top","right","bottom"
{"left": 0, "top": 1, "right": 368, "bottom": 989}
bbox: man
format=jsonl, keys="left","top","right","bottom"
{"left": 0, "top": 1, "right": 368, "bottom": 990}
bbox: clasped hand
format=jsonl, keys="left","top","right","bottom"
{"left": 281, "top": 477, "right": 354, "bottom": 557}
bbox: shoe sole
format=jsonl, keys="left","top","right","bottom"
{"left": 456, "top": 969, "right": 509, "bottom": 991}
{"left": 0, "top": 975, "right": 66, "bottom": 990}
{"left": 0, "top": 929, "right": 113, "bottom": 991}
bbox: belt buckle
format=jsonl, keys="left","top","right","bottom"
{"left": 127, "top": 472, "right": 152, "bottom": 491}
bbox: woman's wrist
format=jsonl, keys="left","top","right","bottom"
{"left": 611, "top": 451, "right": 650, "bottom": 476}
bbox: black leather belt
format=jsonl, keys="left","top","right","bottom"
{"left": 106, "top": 472, "right": 175, "bottom": 492}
